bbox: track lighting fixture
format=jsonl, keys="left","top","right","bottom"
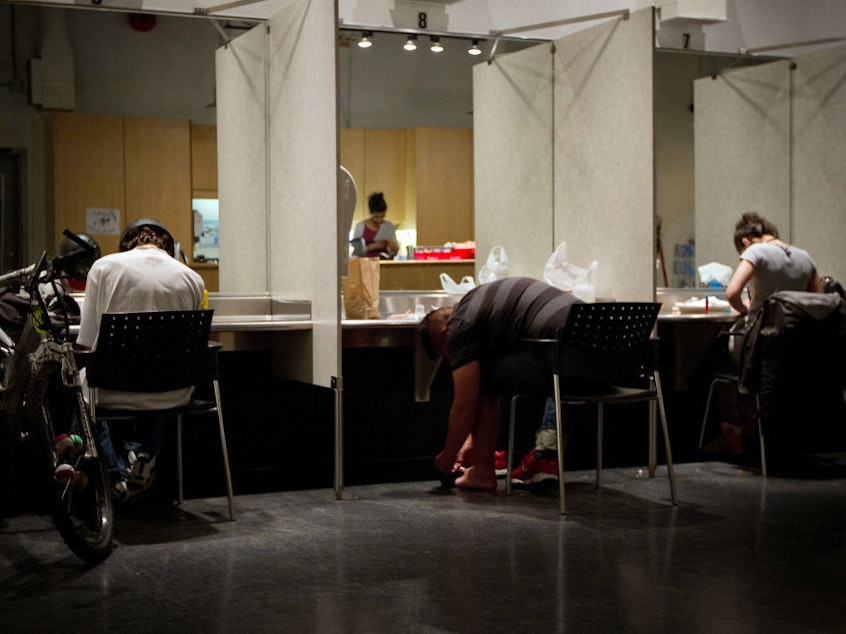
{"left": 403, "top": 35, "right": 418, "bottom": 51}
{"left": 468, "top": 39, "right": 482, "bottom": 55}
{"left": 357, "top": 31, "right": 373, "bottom": 48}
{"left": 430, "top": 36, "right": 443, "bottom": 53}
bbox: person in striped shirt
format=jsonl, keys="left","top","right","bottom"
{"left": 420, "top": 277, "right": 581, "bottom": 490}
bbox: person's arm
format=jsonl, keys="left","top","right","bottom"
{"left": 726, "top": 259, "right": 755, "bottom": 315}
{"left": 75, "top": 265, "right": 101, "bottom": 349}
{"left": 807, "top": 270, "right": 824, "bottom": 294}
{"left": 434, "top": 360, "right": 481, "bottom": 473}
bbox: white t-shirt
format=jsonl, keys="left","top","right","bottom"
{"left": 78, "top": 245, "right": 205, "bottom": 410}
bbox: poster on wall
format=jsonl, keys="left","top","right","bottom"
{"left": 85, "top": 208, "right": 121, "bottom": 235}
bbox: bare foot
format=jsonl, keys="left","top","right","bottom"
{"left": 455, "top": 466, "right": 497, "bottom": 491}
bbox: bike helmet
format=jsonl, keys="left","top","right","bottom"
{"left": 119, "top": 217, "right": 175, "bottom": 256}
{"left": 56, "top": 232, "right": 102, "bottom": 280}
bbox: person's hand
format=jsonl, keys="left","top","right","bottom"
{"left": 434, "top": 450, "right": 459, "bottom": 474}
{"left": 456, "top": 437, "right": 474, "bottom": 468}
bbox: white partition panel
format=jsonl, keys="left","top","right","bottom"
{"left": 694, "top": 61, "right": 791, "bottom": 274}
{"left": 217, "top": 24, "right": 268, "bottom": 294}
{"left": 473, "top": 43, "right": 554, "bottom": 281}
{"left": 553, "top": 9, "right": 655, "bottom": 302}
{"left": 792, "top": 45, "right": 846, "bottom": 284}
{"left": 267, "top": 0, "right": 339, "bottom": 388}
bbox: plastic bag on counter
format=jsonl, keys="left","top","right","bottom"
{"left": 440, "top": 273, "right": 476, "bottom": 296}
{"left": 698, "top": 262, "right": 734, "bottom": 287}
{"left": 342, "top": 256, "right": 380, "bottom": 319}
{"left": 543, "top": 241, "right": 598, "bottom": 303}
{"left": 478, "top": 245, "right": 508, "bottom": 284}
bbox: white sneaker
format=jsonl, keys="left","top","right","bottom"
{"left": 127, "top": 451, "right": 157, "bottom": 491}
{"left": 112, "top": 480, "right": 137, "bottom": 503}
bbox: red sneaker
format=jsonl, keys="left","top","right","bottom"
{"left": 494, "top": 450, "right": 507, "bottom": 477}
{"left": 510, "top": 449, "right": 559, "bottom": 484}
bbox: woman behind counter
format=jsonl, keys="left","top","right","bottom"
{"left": 352, "top": 192, "right": 399, "bottom": 259}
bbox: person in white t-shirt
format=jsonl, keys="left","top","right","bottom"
{"left": 77, "top": 218, "right": 205, "bottom": 502}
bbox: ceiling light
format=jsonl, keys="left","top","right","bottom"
{"left": 468, "top": 39, "right": 482, "bottom": 56}
{"left": 430, "top": 36, "right": 443, "bottom": 53}
{"left": 403, "top": 35, "right": 418, "bottom": 51}
{"left": 357, "top": 31, "right": 373, "bottom": 48}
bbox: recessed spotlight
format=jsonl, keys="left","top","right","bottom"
{"left": 468, "top": 39, "right": 482, "bottom": 56}
{"left": 357, "top": 31, "right": 373, "bottom": 48}
{"left": 403, "top": 35, "right": 418, "bottom": 51}
{"left": 430, "top": 36, "right": 443, "bottom": 53}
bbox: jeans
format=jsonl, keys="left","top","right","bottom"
{"left": 96, "top": 415, "right": 166, "bottom": 483}
{"left": 540, "top": 397, "right": 557, "bottom": 430}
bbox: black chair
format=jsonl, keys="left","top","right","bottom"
{"left": 697, "top": 363, "right": 766, "bottom": 476}
{"left": 505, "top": 302, "right": 678, "bottom": 514}
{"left": 83, "top": 310, "right": 235, "bottom": 520}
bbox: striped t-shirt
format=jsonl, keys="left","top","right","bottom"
{"left": 447, "top": 277, "right": 581, "bottom": 370}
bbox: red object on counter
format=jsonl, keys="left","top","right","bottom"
{"left": 412, "top": 246, "right": 475, "bottom": 260}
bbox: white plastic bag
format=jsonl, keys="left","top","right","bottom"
{"left": 440, "top": 273, "right": 476, "bottom": 296}
{"left": 478, "top": 245, "right": 509, "bottom": 284}
{"left": 543, "top": 241, "right": 598, "bottom": 303}
{"left": 698, "top": 262, "right": 734, "bottom": 287}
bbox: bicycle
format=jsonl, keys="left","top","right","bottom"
{"left": 0, "top": 231, "right": 114, "bottom": 562}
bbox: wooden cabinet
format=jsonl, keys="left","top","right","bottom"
{"left": 340, "top": 128, "right": 406, "bottom": 230}
{"left": 339, "top": 126, "right": 473, "bottom": 249}
{"left": 412, "top": 127, "right": 474, "bottom": 247}
{"left": 50, "top": 112, "right": 192, "bottom": 259}
{"left": 191, "top": 124, "right": 218, "bottom": 197}
{"left": 124, "top": 117, "right": 192, "bottom": 259}
{"left": 51, "top": 112, "right": 126, "bottom": 255}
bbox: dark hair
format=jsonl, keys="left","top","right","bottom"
{"left": 120, "top": 219, "right": 175, "bottom": 256}
{"left": 419, "top": 306, "right": 452, "bottom": 360}
{"left": 368, "top": 192, "right": 387, "bottom": 214}
{"left": 733, "top": 212, "right": 779, "bottom": 254}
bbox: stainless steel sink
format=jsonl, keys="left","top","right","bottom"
{"left": 378, "top": 291, "right": 456, "bottom": 317}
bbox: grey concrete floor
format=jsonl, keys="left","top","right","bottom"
{"left": 2, "top": 460, "right": 846, "bottom": 633}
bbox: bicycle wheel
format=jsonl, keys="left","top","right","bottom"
{"left": 25, "top": 361, "right": 114, "bottom": 562}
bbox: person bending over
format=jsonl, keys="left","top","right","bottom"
{"left": 419, "top": 277, "right": 581, "bottom": 490}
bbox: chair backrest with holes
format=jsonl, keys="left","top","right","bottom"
{"left": 557, "top": 303, "right": 661, "bottom": 387}
{"left": 86, "top": 310, "right": 215, "bottom": 393}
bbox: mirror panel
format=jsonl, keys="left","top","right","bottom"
{"left": 654, "top": 50, "right": 788, "bottom": 287}
{"left": 694, "top": 59, "right": 792, "bottom": 276}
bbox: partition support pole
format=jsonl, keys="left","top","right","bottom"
{"left": 333, "top": 375, "right": 344, "bottom": 500}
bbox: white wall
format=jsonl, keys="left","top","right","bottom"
{"left": 473, "top": 43, "right": 554, "bottom": 281}
{"left": 553, "top": 9, "right": 656, "bottom": 302}
{"left": 792, "top": 44, "right": 846, "bottom": 285}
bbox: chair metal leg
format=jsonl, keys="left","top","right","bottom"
{"left": 698, "top": 376, "right": 735, "bottom": 453}
{"left": 654, "top": 370, "right": 679, "bottom": 505}
{"left": 648, "top": 398, "right": 657, "bottom": 477}
{"left": 214, "top": 379, "right": 237, "bottom": 520}
{"left": 596, "top": 404, "right": 604, "bottom": 488}
{"left": 553, "top": 373, "right": 566, "bottom": 515}
{"left": 506, "top": 395, "right": 519, "bottom": 495}
{"left": 177, "top": 414, "right": 184, "bottom": 506}
{"left": 756, "top": 395, "right": 767, "bottom": 477}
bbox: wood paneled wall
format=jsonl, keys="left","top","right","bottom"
{"left": 50, "top": 112, "right": 192, "bottom": 260}
{"left": 340, "top": 126, "right": 473, "bottom": 246}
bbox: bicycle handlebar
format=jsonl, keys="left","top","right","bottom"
{"left": 0, "top": 263, "right": 36, "bottom": 289}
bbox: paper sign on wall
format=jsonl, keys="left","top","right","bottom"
{"left": 86, "top": 208, "right": 121, "bottom": 235}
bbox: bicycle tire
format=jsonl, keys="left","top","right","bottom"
{"left": 25, "top": 361, "right": 114, "bottom": 562}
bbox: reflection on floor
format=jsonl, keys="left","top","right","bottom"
{"left": 3, "top": 460, "right": 846, "bottom": 632}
